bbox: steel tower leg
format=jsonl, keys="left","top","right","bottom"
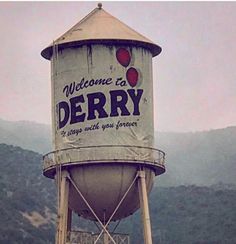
{"left": 138, "top": 170, "right": 153, "bottom": 244}
{"left": 57, "top": 170, "right": 71, "bottom": 244}
{"left": 66, "top": 208, "right": 72, "bottom": 243}
{"left": 104, "top": 232, "right": 109, "bottom": 244}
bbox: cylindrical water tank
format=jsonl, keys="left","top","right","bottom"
{"left": 42, "top": 5, "right": 165, "bottom": 222}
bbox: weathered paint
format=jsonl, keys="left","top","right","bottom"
{"left": 52, "top": 45, "right": 154, "bottom": 159}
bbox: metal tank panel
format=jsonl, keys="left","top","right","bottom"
{"left": 68, "top": 164, "right": 155, "bottom": 221}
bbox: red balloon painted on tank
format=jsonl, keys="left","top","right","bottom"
{"left": 126, "top": 67, "right": 139, "bottom": 87}
{"left": 116, "top": 48, "right": 131, "bottom": 67}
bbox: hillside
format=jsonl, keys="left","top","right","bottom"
{"left": 0, "top": 144, "right": 56, "bottom": 244}
{"left": 0, "top": 119, "right": 51, "bottom": 154}
{"left": 155, "top": 126, "right": 236, "bottom": 186}
{"left": 123, "top": 184, "right": 236, "bottom": 243}
{"left": 0, "top": 144, "right": 236, "bottom": 243}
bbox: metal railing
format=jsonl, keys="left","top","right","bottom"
{"left": 43, "top": 145, "right": 165, "bottom": 175}
{"left": 70, "top": 231, "right": 130, "bottom": 244}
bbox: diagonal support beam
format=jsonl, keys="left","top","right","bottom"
{"left": 67, "top": 175, "right": 116, "bottom": 244}
{"left": 94, "top": 173, "right": 138, "bottom": 243}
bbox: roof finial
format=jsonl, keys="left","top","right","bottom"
{"left": 98, "top": 3, "right": 102, "bottom": 9}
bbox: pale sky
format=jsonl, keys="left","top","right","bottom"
{"left": 0, "top": 1, "right": 236, "bottom": 132}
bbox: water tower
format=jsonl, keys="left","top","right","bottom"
{"left": 41, "top": 4, "right": 165, "bottom": 244}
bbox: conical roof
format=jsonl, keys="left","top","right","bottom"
{"left": 41, "top": 4, "right": 162, "bottom": 60}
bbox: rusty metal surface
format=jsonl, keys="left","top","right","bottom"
{"left": 41, "top": 7, "right": 161, "bottom": 59}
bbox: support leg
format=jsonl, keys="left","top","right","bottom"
{"left": 57, "top": 170, "right": 70, "bottom": 244}
{"left": 66, "top": 208, "right": 72, "bottom": 243}
{"left": 103, "top": 231, "right": 109, "bottom": 244}
{"left": 138, "top": 170, "right": 153, "bottom": 244}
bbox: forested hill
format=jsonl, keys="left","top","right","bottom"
{"left": 155, "top": 126, "right": 236, "bottom": 186}
{"left": 0, "top": 143, "right": 236, "bottom": 243}
{"left": 0, "top": 119, "right": 51, "bottom": 154}
{"left": 0, "top": 144, "right": 56, "bottom": 244}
